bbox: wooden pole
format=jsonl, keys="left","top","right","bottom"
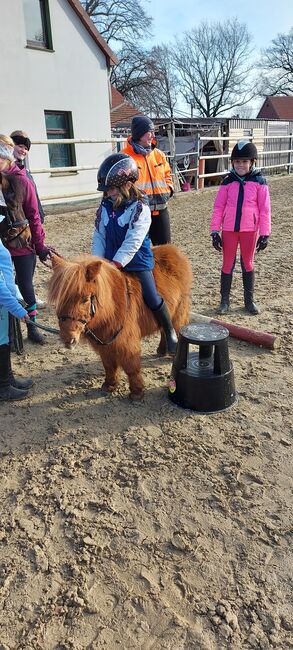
{"left": 198, "top": 157, "right": 205, "bottom": 189}
{"left": 190, "top": 313, "right": 280, "bottom": 350}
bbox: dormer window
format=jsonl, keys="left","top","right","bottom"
{"left": 23, "top": 0, "right": 53, "bottom": 50}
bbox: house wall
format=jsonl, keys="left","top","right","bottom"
{"left": 0, "top": 0, "right": 113, "bottom": 203}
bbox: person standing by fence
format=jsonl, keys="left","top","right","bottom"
{"left": 210, "top": 141, "right": 271, "bottom": 315}
{"left": 122, "top": 116, "right": 174, "bottom": 246}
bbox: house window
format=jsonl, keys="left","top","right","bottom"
{"left": 45, "top": 111, "right": 76, "bottom": 170}
{"left": 23, "top": 0, "right": 52, "bottom": 50}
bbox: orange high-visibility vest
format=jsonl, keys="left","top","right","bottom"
{"left": 122, "top": 140, "right": 173, "bottom": 213}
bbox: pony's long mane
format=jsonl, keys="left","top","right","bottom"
{"left": 48, "top": 254, "right": 112, "bottom": 312}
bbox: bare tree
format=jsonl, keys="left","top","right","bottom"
{"left": 111, "top": 44, "right": 180, "bottom": 118}
{"left": 81, "top": 0, "right": 152, "bottom": 46}
{"left": 259, "top": 28, "right": 293, "bottom": 96}
{"left": 110, "top": 44, "right": 153, "bottom": 99}
{"left": 127, "top": 45, "right": 179, "bottom": 117}
{"left": 230, "top": 105, "right": 255, "bottom": 119}
{"left": 172, "top": 19, "right": 256, "bottom": 117}
{"left": 149, "top": 45, "right": 179, "bottom": 118}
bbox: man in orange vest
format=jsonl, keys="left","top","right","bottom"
{"left": 122, "top": 116, "right": 174, "bottom": 245}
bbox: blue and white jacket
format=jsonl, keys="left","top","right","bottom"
{"left": 92, "top": 197, "right": 154, "bottom": 271}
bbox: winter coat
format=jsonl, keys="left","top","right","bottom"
{"left": 16, "top": 161, "right": 45, "bottom": 224}
{"left": 92, "top": 197, "right": 154, "bottom": 271}
{"left": 2, "top": 164, "right": 46, "bottom": 256}
{"left": 122, "top": 139, "right": 173, "bottom": 212}
{"left": 210, "top": 169, "right": 271, "bottom": 236}
{"left": 0, "top": 240, "right": 27, "bottom": 319}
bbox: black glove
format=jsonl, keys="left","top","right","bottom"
{"left": 38, "top": 247, "right": 51, "bottom": 262}
{"left": 256, "top": 235, "right": 269, "bottom": 252}
{"left": 211, "top": 232, "right": 222, "bottom": 252}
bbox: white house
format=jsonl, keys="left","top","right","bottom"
{"left": 0, "top": 0, "right": 118, "bottom": 203}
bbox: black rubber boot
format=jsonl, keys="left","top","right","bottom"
{"left": 217, "top": 272, "right": 232, "bottom": 315}
{"left": 0, "top": 344, "right": 29, "bottom": 401}
{"left": 152, "top": 301, "right": 178, "bottom": 355}
{"left": 27, "top": 320, "right": 46, "bottom": 345}
{"left": 242, "top": 270, "right": 259, "bottom": 315}
{"left": 7, "top": 347, "right": 34, "bottom": 389}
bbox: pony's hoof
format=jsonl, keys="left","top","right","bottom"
{"left": 129, "top": 391, "right": 144, "bottom": 401}
{"left": 101, "top": 382, "right": 117, "bottom": 393}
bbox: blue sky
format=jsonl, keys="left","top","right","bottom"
{"left": 146, "top": 0, "right": 293, "bottom": 49}
{"left": 144, "top": 0, "right": 292, "bottom": 115}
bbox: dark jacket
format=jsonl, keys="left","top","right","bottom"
{"left": 16, "top": 161, "right": 45, "bottom": 224}
{"left": 2, "top": 164, "right": 46, "bottom": 256}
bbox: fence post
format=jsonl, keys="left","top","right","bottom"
{"left": 288, "top": 133, "right": 292, "bottom": 174}
{"left": 194, "top": 134, "right": 200, "bottom": 191}
{"left": 198, "top": 157, "right": 205, "bottom": 190}
{"left": 167, "top": 122, "right": 180, "bottom": 192}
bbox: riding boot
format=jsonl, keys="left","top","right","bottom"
{"left": 217, "top": 272, "right": 232, "bottom": 315}
{"left": 27, "top": 320, "right": 46, "bottom": 345}
{"left": 7, "top": 345, "right": 34, "bottom": 389}
{"left": 242, "top": 270, "right": 259, "bottom": 315}
{"left": 26, "top": 302, "right": 46, "bottom": 345}
{"left": 152, "top": 301, "right": 178, "bottom": 355}
{"left": 0, "top": 344, "right": 29, "bottom": 401}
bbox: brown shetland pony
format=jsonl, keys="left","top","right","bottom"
{"left": 48, "top": 244, "right": 192, "bottom": 400}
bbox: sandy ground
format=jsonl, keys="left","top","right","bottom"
{"left": 0, "top": 175, "right": 292, "bottom": 650}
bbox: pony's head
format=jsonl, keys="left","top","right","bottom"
{"left": 48, "top": 254, "right": 105, "bottom": 348}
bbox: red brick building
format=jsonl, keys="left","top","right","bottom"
{"left": 257, "top": 96, "right": 293, "bottom": 120}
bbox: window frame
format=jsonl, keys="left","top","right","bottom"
{"left": 44, "top": 110, "right": 77, "bottom": 175}
{"left": 24, "top": 0, "right": 53, "bottom": 51}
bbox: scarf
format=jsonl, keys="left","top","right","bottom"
{"left": 129, "top": 139, "right": 152, "bottom": 157}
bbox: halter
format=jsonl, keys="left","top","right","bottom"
{"left": 59, "top": 279, "right": 130, "bottom": 346}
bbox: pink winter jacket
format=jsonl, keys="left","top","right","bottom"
{"left": 4, "top": 164, "right": 46, "bottom": 257}
{"left": 210, "top": 170, "right": 271, "bottom": 236}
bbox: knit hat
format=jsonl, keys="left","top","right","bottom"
{"left": 0, "top": 143, "right": 14, "bottom": 162}
{"left": 11, "top": 134, "right": 31, "bottom": 151}
{"left": 131, "top": 116, "right": 155, "bottom": 142}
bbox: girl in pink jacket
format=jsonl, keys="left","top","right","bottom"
{"left": 210, "top": 141, "right": 271, "bottom": 315}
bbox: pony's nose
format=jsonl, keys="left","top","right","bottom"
{"left": 65, "top": 338, "right": 77, "bottom": 349}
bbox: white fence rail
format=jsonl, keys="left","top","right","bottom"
{"left": 166, "top": 133, "right": 293, "bottom": 189}
{"left": 30, "top": 134, "right": 292, "bottom": 202}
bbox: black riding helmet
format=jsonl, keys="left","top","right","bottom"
{"left": 231, "top": 140, "right": 258, "bottom": 161}
{"left": 97, "top": 153, "right": 139, "bottom": 191}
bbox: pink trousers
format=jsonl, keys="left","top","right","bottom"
{"left": 222, "top": 231, "right": 258, "bottom": 274}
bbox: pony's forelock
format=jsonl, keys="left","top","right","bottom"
{"left": 48, "top": 255, "right": 114, "bottom": 313}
